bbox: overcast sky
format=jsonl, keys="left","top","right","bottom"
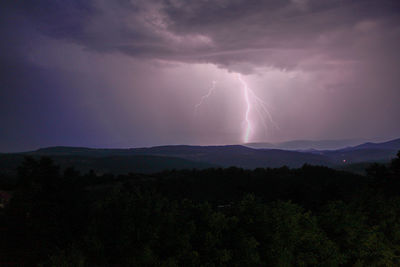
{"left": 1, "top": 0, "right": 400, "bottom": 152}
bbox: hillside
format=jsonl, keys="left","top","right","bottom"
{"left": 0, "top": 138, "right": 397, "bottom": 175}
{"left": 245, "top": 139, "right": 365, "bottom": 150}
{"left": 0, "top": 154, "right": 216, "bottom": 175}
{"left": 340, "top": 138, "right": 400, "bottom": 151}
{"left": 26, "top": 145, "right": 332, "bottom": 169}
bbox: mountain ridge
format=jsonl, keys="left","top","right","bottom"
{"left": 245, "top": 138, "right": 366, "bottom": 150}
{"left": 0, "top": 138, "right": 397, "bottom": 174}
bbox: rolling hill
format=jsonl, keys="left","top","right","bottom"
{"left": 0, "top": 154, "right": 216, "bottom": 175}
{"left": 245, "top": 139, "right": 366, "bottom": 150}
{"left": 0, "top": 138, "right": 398, "bottom": 175}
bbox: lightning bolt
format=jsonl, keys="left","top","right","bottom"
{"left": 194, "top": 81, "right": 217, "bottom": 113}
{"left": 237, "top": 74, "right": 279, "bottom": 143}
{"left": 194, "top": 74, "right": 279, "bottom": 143}
{"left": 237, "top": 74, "right": 252, "bottom": 143}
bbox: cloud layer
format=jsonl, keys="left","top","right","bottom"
{"left": 6, "top": 0, "right": 399, "bottom": 69}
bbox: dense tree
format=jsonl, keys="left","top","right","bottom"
{"left": 1, "top": 152, "right": 400, "bottom": 266}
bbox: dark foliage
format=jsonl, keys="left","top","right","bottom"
{"left": 1, "top": 152, "right": 400, "bottom": 266}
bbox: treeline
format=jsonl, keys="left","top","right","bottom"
{"left": 0, "top": 152, "right": 400, "bottom": 266}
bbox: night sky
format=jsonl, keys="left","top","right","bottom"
{"left": 1, "top": 0, "right": 400, "bottom": 152}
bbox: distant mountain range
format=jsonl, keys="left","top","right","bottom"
{"left": 0, "top": 138, "right": 399, "bottom": 175}
{"left": 340, "top": 138, "right": 400, "bottom": 151}
{"left": 245, "top": 139, "right": 367, "bottom": 150}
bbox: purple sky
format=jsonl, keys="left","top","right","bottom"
{"left": 1, "top": 0, "right": 400, "bottom": 152}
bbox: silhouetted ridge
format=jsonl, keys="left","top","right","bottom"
{"left": 343, "top": 138, "right": 400, "bottom": 151}
{"left": 5, "top": 138, "right": 398, "bottom": 173}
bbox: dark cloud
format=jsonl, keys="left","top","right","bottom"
{"left": 4, "top": 0, "right": 399, "bottom": 70}
{"left": 1, "top": 0, "right": 397, "bottom": 74}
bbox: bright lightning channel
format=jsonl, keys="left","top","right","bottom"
{"left": 237, "top": 74, "right": 279, "bottom": 143}
{"left": 237, "top": 74, "right": 252, "bottom": 143}
{"left": 194, "top": 74, "right": 279, "bottom": 144}
{"left": 194, "top": 81, "right": 217, "bottom": 113}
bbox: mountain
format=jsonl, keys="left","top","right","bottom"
{"left": 323, "top": 148, "right": 397, "bottom": 165}
{"left": 246, "top": 139, "right": 365, "bottom": 151}
{"left": 339, "top": 138, "right": 400, "bottom": 151}
{"left": 133, "top": 146, "right": 332, "bottom": 169}
{"left": 316, "top": 138, "right": 400, "bottom": 166}
{"left": 27, "top": 145, "right": 332, "bottom": 169}
{"left": 0, "top": 138, "right": 398, "bottom": 175}
{"left": 30, "top": 146, "right": 136, "bottom": 157}
{"left": 0, "top": 154, "right": 216, "bottom": 175}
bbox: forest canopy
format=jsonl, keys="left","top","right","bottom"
{"left": 1, "top": 152, "right": 400, "bottom": 266}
